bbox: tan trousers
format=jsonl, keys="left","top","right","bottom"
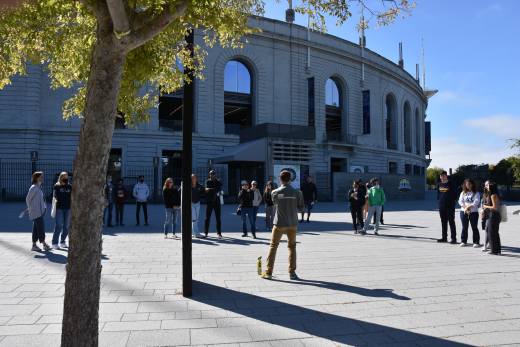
{"left": 266, "top": 225, "right": 297, "bottom": 274}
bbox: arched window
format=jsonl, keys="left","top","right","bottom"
{"left": 403, "top": 101, "right": 412, "bottom": 152}
{"left": 385, "top": 94, "right": 398, "bottom": 150}
{"left": 224, "top": 60, "right": 252, "bottom": 135}
{"left": 415, "top": 108, "right": 421, "bottom": 155}
{"left": 325, "top": 78, "right": 342, "bottom": 141}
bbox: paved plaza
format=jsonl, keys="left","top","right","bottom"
{"left": 0, "top": 194, "right": 519, "bottom": 347}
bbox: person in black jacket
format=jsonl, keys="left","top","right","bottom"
{"left": 238, "top": 181, "right": 256, "bottom": 238}
{"left": 163, "top": 177, "right": 181, "bottom": 238}
{"left": 300, "top": 175, "right": 318, "bottom": 223}
{"left": 437, "top": 171, "right": 458, "bottom": 243}
{"left": 204, "top": 170, "right": 223, "bottom": 238}
{"left": 348, "top": 180, "right": 364, "bottom": 234}
{"left": 52, "top": 171, "right": 72, "bottom": 248}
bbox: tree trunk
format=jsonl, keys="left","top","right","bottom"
{"left": 61, "top": 28, "right": 125, "bottom": 347}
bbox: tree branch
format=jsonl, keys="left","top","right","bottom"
{"left": 106, "top": 0, "right": 131, "bottom": 38}
{"left": 125, "top": 0, "right": 188, "bottom": 51}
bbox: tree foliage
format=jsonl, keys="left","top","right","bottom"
{"left": 426, "top": 166, "right": 444, "bottom": 187}
{"left": 1, "top": 0, "right": 414, "bottom": 126}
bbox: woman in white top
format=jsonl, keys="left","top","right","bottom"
{"left": 458, "top": 178, "right": 481, "bottom": 247}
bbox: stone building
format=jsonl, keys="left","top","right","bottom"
{"left": 0, "top": 15, "right": 432, "bottom": 201}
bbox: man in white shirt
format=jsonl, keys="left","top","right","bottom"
{"left": 133, "top": 175, "right": 150, "bottom": 226}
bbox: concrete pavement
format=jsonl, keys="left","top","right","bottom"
{"left": 0, "top": 196, "right": 519, "bottom": 346}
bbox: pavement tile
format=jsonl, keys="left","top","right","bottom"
{"left": 191, "top": 327, "right": 252, "bottom": 345}
{"left": 103, "top": 320, "right": 161, "bottom": 332}
{"left": 126, "top": 329, "right": 190, "bottom": 347}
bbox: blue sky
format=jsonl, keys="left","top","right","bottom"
{"left": 263, "top": 0, "right": 520, "bottom": 170}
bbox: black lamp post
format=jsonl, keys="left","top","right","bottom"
{"left": 181, "top": 29, "right": 194, "bottom": 297}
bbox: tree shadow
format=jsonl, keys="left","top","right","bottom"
{"left": 191, "top": 281, "right": 470, "bottom": 346}
{"left": 270, "top": 277, "right": 410, "bottom": 301}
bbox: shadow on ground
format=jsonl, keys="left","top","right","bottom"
{"left": 271, "top": 277, "right": 410, "bottom": 300}
{"left": 191, "top": 281, "right": 470, "bottom": 346}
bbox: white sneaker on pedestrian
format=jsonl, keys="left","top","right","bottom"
{"left": 51, "top": 244, "right": 59, "bottom": 250}
{"left": 459, "top": 242, "right": 468, "bottom": 247}
{"left": 473, "top": 243, "right": 482, "bottom": 248}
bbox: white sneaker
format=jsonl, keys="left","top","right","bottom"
{"left": 459, "top": 243, "right": 468, "bottom": 247}
{"left": 59, "top": 242, "right": 67, "bottom": 248}
{"left": 51, "top": 244, "right": 59, "bottom": 250}
{"left": 473, "top": 243, "right": 482, "bottom": 248}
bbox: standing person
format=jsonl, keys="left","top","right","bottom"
{"left": 26, "top": 171, "right": 51, "bottom": 251}
{"left": 300, "top": 175, "right": 318, "bottom": 223}
{"left": 251, "top": 180, "right": 262, "bottom": 232}
{"left": 191, "top": 174, "right": 205, "bottom": 238}
{"left": 103, "top": 175, "right": 114, "bottom": 227}
{"left": 482, "top": 180, "right": 502, "bottom": 255}
{"left": 480, "top": 180, "right": 490, "bottom": 252}
{"left": 238, "top": 181, "right": 256, "bottom": 238}
{"left": 348, "top": 180, "right": 364, "bottom": 234}
{"left": 361, "top": 178, "right": 386, "bottom": 235}
{"left": 51, "top": 171, "right": 72, "bottom": 248}
{"left": 204, "top": 170, "right": 223, "bottom": 238}
{"left": 363, "top": 182, "right": 371, "bottom": 222}
{"left": 437, "top": 171, "right": 458, "bottom": 244}
{"left": 261, "top": 170, "right": 304, "bottom": 280}
{"left": 356, "top": 179, "right": 366, "bottom": 229}
{"left": 267, "top": 176, "right": 278, "bottom": 189}
{"left": 373, "top": 186, "right": 385, "bottom": 225}
{"left": 133, "top": 175, "right": 150, "bottom": 226}
{"left": 163, "top": 178, "right": 180, "bottom": 238}
{"left": 263, "top": 181, "right": 275, "bottom": 231}
{"left": 458, "top": 179, "right": 481, "bottom": 247}
{"left": 114, "top": 178, "right": 127, "bottom": 226}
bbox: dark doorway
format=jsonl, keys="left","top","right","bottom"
{"left": 108, "top": 148, "right": 123, "bottom": 182}
{"left": 228, "top": 162, "right": 264, "bottom": 201}
{"left": 162, "top": 150, "right": 182, "bottom": 186}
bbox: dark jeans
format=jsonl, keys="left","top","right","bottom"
{"left": 136, "top": 202, "right": 148, "bottom": 225}
{"left": 350, "top": 206, "right": 363, "bottom": 231}
{"left": 241, "top": 206, "right": 255, "bottom": 234}
{"left": 204, "top": 201, "right": 221, "bottom": 235}
{"left": 32, "top": 216, "right": 45, "bottom": 243}
{"left": 486, "top": 211, "right": 501, "bottom": 254}
{"left": 52, "top": 208, "right": 70, "bottom": 244}
{"left": 104, "top": 202, "right": 113, "bottom": 226}
{"left": 460, "top": 211, "right": 480, "bottom": 244}
{"left": 439, "top": 206, "right": 456, "bottom": 241}
{"left": 115, "top": 203, "right": 124, "bottom": 225}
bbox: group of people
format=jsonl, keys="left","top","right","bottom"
{"left": 436, "top": 171, "right": 504, "bottom": 255}
{"left": 347, "top": 178, "right": 386, "bottom": 235}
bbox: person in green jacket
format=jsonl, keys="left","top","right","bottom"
{"left": 361, "top": 178, "right": 386, "bottom": 235}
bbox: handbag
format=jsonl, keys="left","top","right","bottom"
{"left": 50, "top": 197, "right": 57, "bottom": 219}
{"left": 236, "top": 206, "right": 242, "bottom": 215}
{"left": 500, "top": 203, "right": 508, "bottom": 222}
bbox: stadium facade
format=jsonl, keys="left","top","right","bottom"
{"left": 0, "top": 15, "right": 432, "bottom": 201}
